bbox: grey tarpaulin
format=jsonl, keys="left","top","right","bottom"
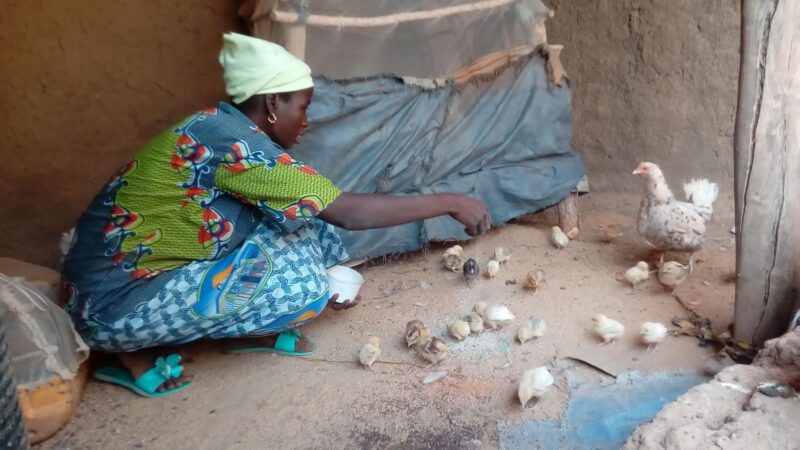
{"left": 292, "top": 54, "right": 585, "bottom": 259}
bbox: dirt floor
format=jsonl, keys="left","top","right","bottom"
{"left": 40, "top": 192, "right": 737, "bottom": 449}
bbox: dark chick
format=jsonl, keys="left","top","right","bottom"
{"left": 463, "top": 258, "right": 479, "bottom": 287}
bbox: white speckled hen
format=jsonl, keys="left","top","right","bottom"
{"left": 633, "top": 162, "right": 719, "bottom": 270}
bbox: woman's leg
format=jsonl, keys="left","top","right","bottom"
{"left": 76, "top": 220, "right": 349, "bottom": 390}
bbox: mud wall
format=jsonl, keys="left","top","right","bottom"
{"left": 0, "top": 1, "right": 741, "bottom": 267}
{"left": 545, "top": 0, "right": 740, "bottom": 192}
{"left": 0, "top": 1, "right": 245, "bottom": 266}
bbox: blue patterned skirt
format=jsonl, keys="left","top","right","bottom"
{"left": 65, "top": 220, "right": 347, "bottom": 352}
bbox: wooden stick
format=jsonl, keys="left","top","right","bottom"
{"left": 557, "top": 192, "right": 580, "bottom": 239}
{"left": 271, "top": 0, "right": 515, "bottom": 28}
{"left": 299, "top": 357, "right": 427, "bottom": 369}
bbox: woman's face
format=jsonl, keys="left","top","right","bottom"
{"left": 270, "top": 88, "right": 313, "bottom": 149}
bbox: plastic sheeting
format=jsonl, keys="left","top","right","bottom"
{"left": 292, "top": 54, "right": 585, "bottom": 259}
{"left": 245, "top": 0, "right": 552, "bottom": 79}
{"left": 0, "top": 274, "right": 89, "bottom": 389}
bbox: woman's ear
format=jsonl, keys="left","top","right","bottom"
{"left": 265, "top": 93, "right": 279, "bottom": 115}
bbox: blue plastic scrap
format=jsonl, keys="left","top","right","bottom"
{"left": 499, "top": 371, "right": 708, "bottom": 450}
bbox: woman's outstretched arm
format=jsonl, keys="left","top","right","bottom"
{"left": 318, "top": 192, "right": 490, "bottom": 236}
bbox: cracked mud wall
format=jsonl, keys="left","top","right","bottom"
{"left": 545, "top": 0, "right": 740, "bottom": 192}
{"left": 0, "top": 1, "right": 245, "bottom": 266}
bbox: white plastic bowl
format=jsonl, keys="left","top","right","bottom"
{"left": 326, "top": 265, "right": 364, "bottom": 303}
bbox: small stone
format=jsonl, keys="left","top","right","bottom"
{"left": 696, "top": 413, "right": 703, "bottom": 419}
{"left": 209, "top": 409, "right": 216, "bottom": 414}
{"left": 419, "top": 281, "right": 430, "bottom": 289}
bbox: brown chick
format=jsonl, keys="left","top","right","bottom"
{"left": 405, "top": 320, "right": 427, "bottom": 347}
{"left": 524, "top": 270, "right": 545, "bottom": 292}
{"left": 415, "top": 332, "right": 448, "bottom": 367}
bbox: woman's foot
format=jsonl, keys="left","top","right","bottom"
{"left": 225, "top": 333, "right": 316, "bottom": 353}
{"left": 224, "top": 295, "right": 360, "bottom": 353}
{"left": 117, "top": 349, "right": 193, "bottom": 393}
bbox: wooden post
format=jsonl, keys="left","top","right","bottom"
{"left": 557, "top": 193, "right": 579, "bottom": 239}
{"left": 733, "top": 0, "right": 800, "bottom": 344}
{"left": 283, "top": 24, "right": 307, "bottom": 60}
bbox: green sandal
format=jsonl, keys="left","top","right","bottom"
{"left": 228, "top": 329, "right": 318, "bottom": 356}
{"left": 93, "top": 354, "right": 190, "bottom": 398}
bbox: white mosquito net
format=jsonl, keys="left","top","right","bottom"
{"left": 241, "top": 0, "right": 552, "bottom": 79}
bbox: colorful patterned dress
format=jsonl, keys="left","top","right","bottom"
{"left": 62, "top": 103, "right": 347, "bottom": 352}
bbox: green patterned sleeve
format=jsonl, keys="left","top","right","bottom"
{"left": 215, "top": 151, "right": 341, "bottom": 222}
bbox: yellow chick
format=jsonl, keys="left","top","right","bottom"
{"left": 552, "top": 226, "right": 569, "bottom": 249}
{"left": 448, "top": 319, "right": 471, "bottom": 341}
{"left": 518, "top": 317, "right": 546, "bottom": 344}
{"left": 624, "top": 261, "right": 650, "bottom": 288}
{"left": 485, "top": 259, "right": 500, "bottom": 279}
{"left": 405, "top": 320, "right": 427, "bottom": 347}
{"left": 442, "top": 245, "right": 464, "bottom": 272}
{"left": 592, "top": 314, "right": 625, "bottom": 345}
{"left": 358, "top": 336, "right": 381, "bottom": 370}
{"left": 658, "top": 261, "right": 689, "bottom": 294}
{"left": 473, "top": 302, "right": 515, "bottom": 329}
{"left": 640, "top": 322, "right": 668, "bottom": 352}
{"left": 524, "top": 270, "right": 545, "bottom": 292}
{"left": 465, "top": 312, "right": 484, "bottom": 334}
{"left": 414, "top": 332, "right": 448, "bottom": 367}
{"left": 518, "top": 366, "right": 554, "bottom": 408}
{"left": 494, "top": 247, "right": 512, "bottom": 266}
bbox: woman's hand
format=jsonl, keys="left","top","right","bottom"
{"left": 328, "top": 294, "right": 361, "bottom": 311}
{"left": 448, "top": 194, "right": 491, "bottom": 236}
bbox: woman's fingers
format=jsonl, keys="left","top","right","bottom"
{"left": 480, "top": 213, "right": 491, "bottom": 235}
{"left": 464, "top": 212, "right": 490, "bottom": 236}
{"left": 328, "top": 295, "right": 361, "bottom": 311}
{"left": 454, "top": 195, "right": 489, "bottom": 236}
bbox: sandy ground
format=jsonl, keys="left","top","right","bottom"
{"left": 40, "top": 193, "right": 737, "bottom": 449}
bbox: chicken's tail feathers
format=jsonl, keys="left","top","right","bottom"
{"left": 683, "top": 178, "right": 719, "bottom": 208}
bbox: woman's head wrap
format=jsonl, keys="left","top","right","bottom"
{"left": 219, "top": 32, "right": 313, "bottom": 104}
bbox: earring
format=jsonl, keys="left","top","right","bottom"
{"left": 267, "top": 113, "right": 277, "bottom": 124}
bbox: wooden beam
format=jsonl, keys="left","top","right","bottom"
{"left": 734, "top": 0, "right": 800, "bottom": 344}
{"left": 557, "top": 192, "right": 580, "bottom": 239}
{"left": 271, "top": 0, "right": 517, "bottom": 28}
